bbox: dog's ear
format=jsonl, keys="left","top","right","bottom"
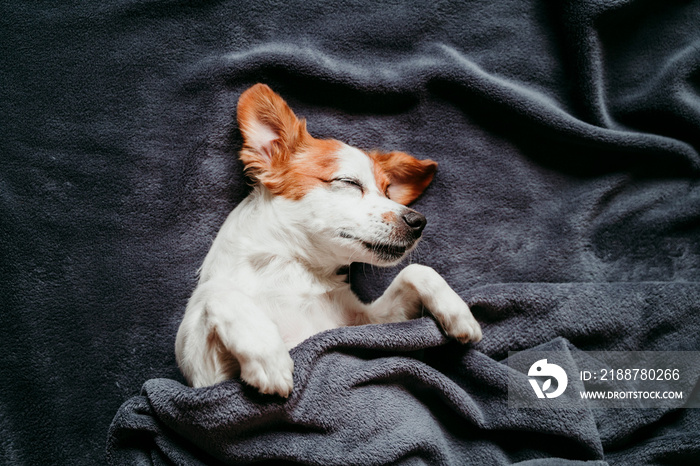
{"left": 371, "top": 151, "right": 438, "bottom": 205}
{"left": 237, "top": 84, "right": 308, "bottom": 179}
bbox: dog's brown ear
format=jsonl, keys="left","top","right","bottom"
{"left": 237, "top": 84, "right": 309, "bottom": 180}
{"left": 370, "top": 151, "right": 438, "bottom": 205}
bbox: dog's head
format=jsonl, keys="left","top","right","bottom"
{"left": 237, "top": 84, "right": 437, "bottom": 266}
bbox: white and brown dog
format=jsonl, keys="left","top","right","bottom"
{"left": 175, "top": 84, "right": 482, "bottom": 397}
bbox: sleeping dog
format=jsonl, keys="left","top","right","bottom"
{"left": 175, "top": 84, "right": 482, "bottom": 396}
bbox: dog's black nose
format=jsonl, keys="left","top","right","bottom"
{"left": 402, "top": 210, "right": 427, "bottom": 237}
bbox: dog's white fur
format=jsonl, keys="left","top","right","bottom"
{"left": 175, "top": 84, "right": 482, "bottom": 396}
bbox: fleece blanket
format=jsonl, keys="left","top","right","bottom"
{"left": 2, "top": 0, "right": 699, "bottom": 464}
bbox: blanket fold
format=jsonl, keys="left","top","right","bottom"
{"left": 108, "top": 301, "right": 700, "bottom": 464}
{"left": 108, "top": 320, "right": 608, "bottom": 465}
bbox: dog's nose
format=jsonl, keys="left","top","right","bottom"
{"left": 402, "top": 210, "right": 427, "bottom": 237}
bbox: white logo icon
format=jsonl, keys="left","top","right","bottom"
{"left": 528, "top": 359, "right": 568, "bottom": 399}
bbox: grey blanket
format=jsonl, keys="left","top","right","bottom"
{"left": 2, "top": 1, "right": 699, "bottom": 465}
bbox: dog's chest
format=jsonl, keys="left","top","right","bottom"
{"left": 259, "top": 280, "right": 355, "bottom": 349}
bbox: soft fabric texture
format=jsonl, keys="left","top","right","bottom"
{"left": 1, "top": 0, "right": 699, "bottom": 465}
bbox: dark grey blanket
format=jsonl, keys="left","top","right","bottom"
{"left": 2, "top": 1, "right": 699, "bottom": 465}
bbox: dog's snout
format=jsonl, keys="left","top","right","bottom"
{"left": 402, "top": 210, "right": 427, "bottom": 237}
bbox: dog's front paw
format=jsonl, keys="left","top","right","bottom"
{"left": 442, "top": 304, "right": 482, "bottom": 344}
{"left": 239, "top": 346, "right": 295, "bottom": 397}
{"left": 430, "top": 289, "right": 482, "bottom": 344}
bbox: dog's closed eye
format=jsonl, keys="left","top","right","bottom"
{"left": 333, "top": 178, "right": 364, "bottom": 193}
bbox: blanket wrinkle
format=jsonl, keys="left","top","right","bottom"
{"left": 110, "top": 323, "right": 611, "bottom": 465}
{"left": 193, "top": 41, "right": 700, "bottom": 169}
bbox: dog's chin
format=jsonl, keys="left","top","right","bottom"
{"left": 362, "top": 240, "right": 413, "bottom": 265}
{"left": 339, "top": 232, "right": 416, "bottom": 266}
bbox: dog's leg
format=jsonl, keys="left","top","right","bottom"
{"left": 362, "top": 264, "right": 482, "bottom": 343}
{"left": 187, "top": 280, "right": 295, "bottom": 397}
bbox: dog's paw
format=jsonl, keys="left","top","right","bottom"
{"left": 430, "top": 289, "right": 482, "bottom": 344}
{"left": 442, "top": 305, "right": 482, "bottom": 344}
{"left": 399, "top": 264, "right": 482, "bottom": 344}
{"left": 239, "top": 347, "right": 295, "bottom": 397}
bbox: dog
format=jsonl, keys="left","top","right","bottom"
{"left": 175, "top": 84, "right": 482, "bottom": 397}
